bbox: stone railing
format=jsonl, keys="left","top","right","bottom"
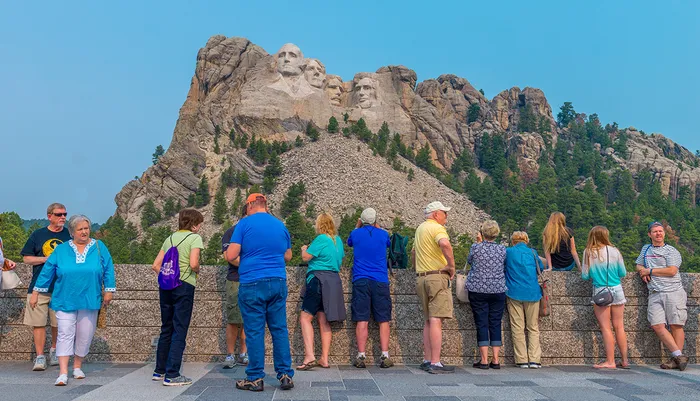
{"left": 1, "top": 264, "right": 698, "bottom": 365}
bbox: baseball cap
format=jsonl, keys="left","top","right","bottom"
{"left": 425, "top": 201, "right": 451, "bottom": 214}
{"left": 360, "top": 208, "right": 377, "bottom": 224}
{"left": 647, "top": 221, "right": 663, "bottom": 232}
{"left": 246, "top": 193, "right": 267, "bottom": 204}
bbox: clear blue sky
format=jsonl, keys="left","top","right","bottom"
{"left": 2, "top": 1, "right": 698, "bottom": 223}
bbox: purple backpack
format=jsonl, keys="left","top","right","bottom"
{"left": 158, "top": 233, "right": 193, "bottom": 290}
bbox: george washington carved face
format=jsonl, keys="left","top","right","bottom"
{"left": 276, "top": 43, "right": 304, "bottom": 76}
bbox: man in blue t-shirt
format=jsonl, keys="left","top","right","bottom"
{"left": 226, "top": 193, "right": 294, "bottom": 392}
{"left": 347, "top": 208, "right": 393, "bottom": 369}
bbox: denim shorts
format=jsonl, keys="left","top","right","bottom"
{"left": 591, "top": 284, "right": 626, "bottom": 306}
{"left": 301, "top": 276, "right": 323, "bottom": 316}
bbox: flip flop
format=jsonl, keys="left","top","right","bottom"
{"left": 593, "top": 364, "right": 617, "bottom": 369}
{"left": 319, "top": 364, "right": 331, "bottom": 369}
{"left": 296, "top": 360, "right": 318, "bottom": 371}
{"left": 616, "top": 362, "right": 631, "bottom": 370}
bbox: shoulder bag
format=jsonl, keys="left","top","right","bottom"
{"left": 1, "top": 240, "right": 22, "bottom": 290}
{"left": 592, "top": 247, "right": 614, "bottom": 307}
{"left": 95, "top": 240, "right": 110, "bottom": 328}
{"left": 534, "top": 249, "right": 551, "bottom": 317}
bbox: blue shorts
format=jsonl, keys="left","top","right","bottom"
{"left": 351, "top": 278, "right": 392, "bottom": 323}
{"left": 301, "top": 276, "right": 323, "bottom": 315}
{"left": 552, "top": 261, "right": 576, "bottom": 271}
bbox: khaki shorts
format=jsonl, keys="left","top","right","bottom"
{"left": 648, "top": 290, "right": 687, "bottom": 326}
{"left": 416, "top": 274, "right": 453, "bottom": 320}
{"left": 24, "top": 294, "right": 58, "bottom": 328}
{"left": 226, "top": 280, "right": 243, "bottom": 325}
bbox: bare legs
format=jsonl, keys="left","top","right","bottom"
{"left": 226, "top": 324, "right": 247, "bottom": 355}
{"left": 357, "top": 321, "right": 390, "bottom": 355}
{"left": 423, "top": 318, "right": 443, "bottom": 364}
{"left": 299, "top": 311, "right": 332, "bottom": 366}
{"left": 477, "top": 346, "right": 500, "bottom": 365}
{"left": 594, "top": 304, "right": 628, "bottom": 368}
{"left": 33, "top": 327, "right": 56, "bottom": 356}
{"left": 651, "top": 323, "right": 684, "bottom": 354}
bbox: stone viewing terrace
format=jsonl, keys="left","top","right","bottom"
{"left": 1, "top": 264, "right": 699, "bottom": 365}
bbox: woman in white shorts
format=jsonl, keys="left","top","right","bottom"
{"left": 581, "top": 226, "right": 629, "bottom": 369}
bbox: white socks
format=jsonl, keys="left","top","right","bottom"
{"left": 382, "top": 351, "right": 389, "bottom": 358}
{"left": 357, "top": 352, "right": 366, "bottom": 358}
{"left": 671, "top": 350, "right": 683, "bottom": 357}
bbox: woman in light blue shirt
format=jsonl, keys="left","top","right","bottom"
{"left": 30, "top": 215, "right": 116, "bottom": 386}
{"left": 504, "top": 231, "right": 544, "bottom": 369}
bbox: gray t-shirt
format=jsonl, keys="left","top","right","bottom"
{"left": 635, "top": 244, "right": 683, "bottom": 292}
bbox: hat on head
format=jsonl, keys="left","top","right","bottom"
{"left": 647, "top": 221, "right": 663, "bottom": 232}
{"left": 360, "top": 208, "right": 377, "bottom": 225}
{"left": 425, "top": 201, "right": 451, "bottom": 214}
{"left": 246, "top": 193, "right": 267, "bottom": 204}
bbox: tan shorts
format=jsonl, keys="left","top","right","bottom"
{"left": 416, "top": 274, "right": 453, "bottom": 320}
{"left": 648, "top": 290, "right": 687, "bottom": 326}
{"left": 226, "top": 280, "right": 243, "bottom": 325}
{"left": 24, "top": 294, "right": 58, "bottom": 328}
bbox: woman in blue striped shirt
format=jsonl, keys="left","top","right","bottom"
{"left": 581, "top": 226, "right": 628, "bottom": 369}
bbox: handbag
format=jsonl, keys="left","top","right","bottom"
{"left": 534, "top": 250, "right": 551, "bottom": 317}
{"left": 1, "top": 241, "right": 21, "bottom": 290}
{"left": 592, "top": 247, "right": 614, "bottom": 307}
{"left": 455, "top": 259, "right": 469, "bottom": 303}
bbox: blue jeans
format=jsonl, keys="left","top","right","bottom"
{"left": 239, "top": 277, "right": 294, "bottom": 381}
{"left": 552, "top": 262, "right": 576, "bottom": 271}
{"left": 468, "top": 292, "right": 506, "bottom": 347}
{"left": 155, "top": 282, "right": 195, "bottom": 378}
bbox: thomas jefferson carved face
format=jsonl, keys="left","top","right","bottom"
{"left": 304, "top": 59, "right": 325, "bottom": 88}
{"left": 276, "top": 43, "right": 304, "bottom": 76}
{"left": 355, "top": 77, "right": 376, "bottom": 109}
{"left": 324, "top": 75, "right": 343, "bottom": 106}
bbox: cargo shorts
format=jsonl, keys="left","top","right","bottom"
{"left": 648, "top": 289, "right": 687, "bottom": 326}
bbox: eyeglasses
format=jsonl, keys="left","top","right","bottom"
{"left": 52, "top": 213, "right": 68, "bottom": 217}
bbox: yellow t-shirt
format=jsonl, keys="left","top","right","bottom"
{"left": 413, "top": 219, "right": 449, "bottom": 273}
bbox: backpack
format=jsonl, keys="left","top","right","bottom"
{"left": 158, "top": 233, "right": 193, "bottom": 290}
{"left": 388, "top": 233, "right": 409, "bottom": 270}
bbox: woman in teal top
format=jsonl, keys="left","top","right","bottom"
{"left": 581, "top": 226, "right": 629, "bottom": 370}
{"left": 297, "top": 212, "right": 345, "bottom": 370}
{"left": 30, "top": 215, "right": 116, "bottom": 386}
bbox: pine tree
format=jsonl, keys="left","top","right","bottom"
{"left": 187, "top": 193, "right": 195, "bottom": 207}
{"left": 213, "top": 185, "right": 227, "bottom": 224}
{"left": 327, "top": 116, "right": 339, "bottom": 133}
{"left": 163, "top": 197, "right": 177, "bottom": 217}
{"left": 467, "top": 104, "right": 480, "bottom": 123}
{"left": 195, "top": 176, "right": 210, "bottom": 207}
{"left": 231, "top": 188, "right": 242, "bottom": 215}
{"left": 295, "top": 135, "right": 303, "bottom": 147}
{"left": 214, "top": 125, "right": 221, "bottom": 154}
{"left": 343, "top": 112, "right": 349, "bottom": 123}
{"left": 306, "top": 122, "right": 319, "bottom": 142}
{"left": 141, "top": 199, "right": 162, "bottom": 229}
{"left": 152, "top": 145, "right": 165, "bottom": 165}
{"left": 407, "top": 168, "right": 415, "bottom": 181}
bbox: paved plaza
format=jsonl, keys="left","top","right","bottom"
{"left": 3, "top": 362, "right": 700, "bottom": 401}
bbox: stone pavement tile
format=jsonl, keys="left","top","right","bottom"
{"left": 310, "top": 381, "right": 344, "bottom": 388}
{"left": 365, "top": 366, "right": 413, "bottom": 375}
{"left": 346, "top": 396, "right": 405, "bottom": 401}
{"left": 272, "top": 386, "right": 329, "bottom": 400}
{"left": 172, "top": 396, "right": 199, "bottom": 401}
{"left": 196, "top": 386, "right": 274, "bottom": 401}
{"left": 337, "top": 368, "right": 373, "bottom": 380}
{"left": 373, "top": 376, "right": 436, "bottom": 396}
{"left": 404, "top": 397, "right": 462, "bottom": 400}
{"left": 500, "top": 380, "right": 539, "bottom": 386}
{"left": 532, "top": 386, "right": 629, "bottom": 401}
{"left": 431, "top": 383, "right": 546, "bottom": 400}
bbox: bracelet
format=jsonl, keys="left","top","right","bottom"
{"left": 649, "top": 268, "right": 653, "bottom": 276}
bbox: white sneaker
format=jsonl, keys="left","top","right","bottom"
{"left": 33, "top": 355, "right": 47, "bottom": 371}
{"left": 49, "top": 349, "right": 59, "bottom": 366}
{"left": 73, "top": 368, "right": 86, "bottom": 379}
{"left": 55, "top": 374, "right": 68, "bottom": 386}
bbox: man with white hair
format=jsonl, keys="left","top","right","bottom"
{"left": 347, "top": 208, "right": 393, "bottom": 368}
{"left": 412, "top": 201, "right": 456, "bottom": 374}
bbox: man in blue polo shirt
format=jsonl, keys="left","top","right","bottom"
{"left": 226, "top": 193, "right": 294, "bottom": 392}
{"left": 347, "top": 208, "right": 393, "bottom": 369}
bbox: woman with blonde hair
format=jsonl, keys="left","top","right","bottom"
{"left": 504, "top": 231, "right": 544, "bottom": 369}
{"left": 466, "top": 220, "right": 507, "bottom": 369}
{"left": 582, "top": 226, "right": 629, "bottom": 369}
{"left": 542, "top": 212, "right": 581, "bottom": 271}
{"left": 297, "top": 213, "right": 345, "bottom": 370}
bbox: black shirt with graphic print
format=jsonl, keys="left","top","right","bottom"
{"left": 20, "top": 227, "right": 72, "bottom": 294}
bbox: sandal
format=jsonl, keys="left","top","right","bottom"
{"left": 660, "top": 359, "right": 678, "bottom": 370}
{"left": 296, "top": 360, "right": 318, "bottom": 371}
{"left": 616, "top": 362, "right": 631, "bottom": 370}
{"left": 472, "top": 362, "right": 489, "bottom": 370}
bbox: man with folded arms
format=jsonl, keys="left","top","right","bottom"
{"left": 412, "top": 201, "right": 455, "bottom": 374}
{"left": 636, "top": 221, "right": 689, "bottom": 371}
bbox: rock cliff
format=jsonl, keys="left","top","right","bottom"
{"left": 113, "top": 36, "right": 700, "bottom": 233}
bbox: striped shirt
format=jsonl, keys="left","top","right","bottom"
{"left": 635, "top": 244, "right": 682, "bottom": 292}
{"left": 581, "top": 245, "right": 626, "bottom": 288}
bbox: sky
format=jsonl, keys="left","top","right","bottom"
{"left": 1, "top": 0, "right": 698, "bottom": 223}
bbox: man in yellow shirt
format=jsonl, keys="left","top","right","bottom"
{"left": 412, "top": 201, "right": 455, "bottom": 374}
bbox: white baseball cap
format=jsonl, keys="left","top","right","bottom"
{"left": 360, "top": 208, "right": 377, "bottom": 224}
{"left": 425, "top": 201, "right": 451, "bottom": 214}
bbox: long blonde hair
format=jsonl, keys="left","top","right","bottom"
{"left": 315, "top": 213, "right": 337, "bottom": 243}
{"left": 583, "top": 226, "right": 613, "bottom": 272}
{"left": 542, "top": 212, "right": 570, "bottom": 254}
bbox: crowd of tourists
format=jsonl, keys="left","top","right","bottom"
{"left": 2, "top": 198, "right": 690, "bottom": 391}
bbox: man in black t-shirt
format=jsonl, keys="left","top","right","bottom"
{"left": 20, "top": 203, "right": 71, "bottom": 371}
{"left": 220, "top": 207, "right": 248, "bottom": 369}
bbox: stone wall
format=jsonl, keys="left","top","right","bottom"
{"left": 1, "top": 264, "right": 699, "bottom": 365}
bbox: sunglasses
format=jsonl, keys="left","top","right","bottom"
{"left": 52, "top": 213, "right": 68, "bottom": 217}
